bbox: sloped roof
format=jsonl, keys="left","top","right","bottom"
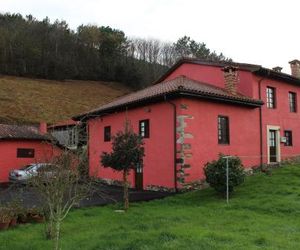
{"left": 74, "top": 76, "right": 263, "bottom": 121}
{"left": 0, "top": 124, "right": 50, "bottom": 141}
{"left": 48, "top": 119, "right": 79, "bottom": 129}
{"left": 154, "top": 58, "right": 300, "bottom": 85}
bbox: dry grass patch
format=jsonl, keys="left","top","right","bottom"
{"left": 0, "top": 75, "right": 131, "bottom": 124}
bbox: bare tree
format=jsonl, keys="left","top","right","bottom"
{"left": 30, "top": 149, "right": 91, "bottom": 250}
{"left": 160, "top": 42, "right": 176, "bottom": 67}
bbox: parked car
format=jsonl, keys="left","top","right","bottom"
{"left": 9, "top": 163, "right": 57, "bottom": 184}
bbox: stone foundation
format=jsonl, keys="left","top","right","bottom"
{"left": 96, "top": 178, "right": 126, "bottom": 187}
{"left": 181, "top": 179, "right": 209, "bottom": 192}
{"left": 244, "top": 168, "right": 254, "bottom": 176}
{"left": 145, "top": 185, "right": 175, "bottom": 193}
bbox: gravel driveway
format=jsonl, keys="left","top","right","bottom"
{"left": 0, "top": 183, "right": 172, "bottom": 208}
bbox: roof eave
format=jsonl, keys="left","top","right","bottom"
{"left": 153, "top": 58, "right": 261, "bottom": 84}
{"left": 178, "top": 91, "right": 263, "bottom": 107}
{"left": 0, "top": 137, "right": 69, "bottom": 150}
{"left": 74, "top": 91, "right": 263, "bottom": 121}
{"left": 254, "top": 68, "right": 300, "bottom": 85}
{"left": 0, "top": 137, "right": 49, "bottom": 142}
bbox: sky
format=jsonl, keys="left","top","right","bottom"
{"left": 1, "top": 0, "right": 299, "bottom": 73}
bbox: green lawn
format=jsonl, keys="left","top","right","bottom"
{"left": 1, "top": 165, "right": 300, "bottom": 250}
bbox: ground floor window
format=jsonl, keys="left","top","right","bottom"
{"left": 139, "top": 119, "right": 150, "bottom": 138}
{"left": 17, "top": 148, "right": 35, "bottom": 158}
{"left": 284, "top": 130, "right": 293, "bottom": 146}
{"left": 218, "top": 116, "right": 229, "bottom": 144}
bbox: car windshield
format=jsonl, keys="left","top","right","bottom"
{"left": 20, "top": 164, "right": 35, "bottom": 170}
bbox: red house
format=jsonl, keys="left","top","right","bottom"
{"left": 74, "top": 58, "right": 300, "bottom": 191}
{"left": 0, "top": 123, "right": 63, "bottom": 182}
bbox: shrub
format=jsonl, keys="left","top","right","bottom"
{"left": 0, "top": 207, "right": 12, "bottom": 223}
{"left": 204, "top": 154, "right": 245, "bottom": 196}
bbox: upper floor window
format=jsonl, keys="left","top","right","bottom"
{"left": 266, "top": 87, "right": 276, "bottom": 109}
{"left": 139, "top": 119, "right": 149, "bottom": 138}
{"left": 284, "top": 130, "right": 293, "bottom": 146}
{"left": 289, "top": 92, "right": 297, "bottom": 112}
{"left": 218, "top": 116, "right": 229, "bottom": 144}
{"left": 104, "top": 126, "right": 111, "bottom": 142}
{"left": 17, "top": 148, "right": 35, "bottom": 158}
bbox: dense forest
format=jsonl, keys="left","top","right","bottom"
{"left": 0, "top": 13, "right": 230, "bottom": 89}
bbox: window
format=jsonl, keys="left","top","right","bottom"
{"left": 67, "top": 127, "right": 78, "bottom": 147}
{"left": 17, "top": 148, "right": 35, "bottom": 158}
{"left": 289, "top": 92, "right": 297, "bottom": 112}
{"left": 266, "top": 87, "right": 276, "bottom": 109}
{"left": 139, "top": 119, "right": 150, "bottom": 138}
{"left": 218, "top": 116, "right": 229, "bottom": 144}
{"left": 284, "top": 131, "right": 293, "bottom": 146}
{"left": 104, "top": 126, "right": 111, "bottom": 142}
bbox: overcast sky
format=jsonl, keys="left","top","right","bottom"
{"left": 1, "top": 0, "right": 299, "bottom": 73}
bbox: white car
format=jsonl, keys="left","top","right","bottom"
{"left": 9, "top": 163, "right": 57, "bottom": 183}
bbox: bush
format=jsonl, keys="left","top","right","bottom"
{"left": 204, "top": 155, "right": 245, "bottom": 196}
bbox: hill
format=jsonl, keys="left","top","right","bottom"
{"left": 0, "top": 75, "right": 131, "bottom": 124}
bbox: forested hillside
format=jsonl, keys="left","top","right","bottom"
{"left": 0, "top": 13, "right": 230, "bottom": 89}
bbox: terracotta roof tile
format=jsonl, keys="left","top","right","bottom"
{"left": 74, "top": 76, "right": 263, "bottom": 120}
{"left": 0, "top": 124, "right": 50, "bottom": 141}
{"left": 48, "top": 119, "right": 79, "bottom": 129}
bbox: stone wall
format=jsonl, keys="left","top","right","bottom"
{"left": 176, "top": 103, "right": 194, "bottom": 187}
{"left": 96, "top": 178, "right": 125, "bottom": 187}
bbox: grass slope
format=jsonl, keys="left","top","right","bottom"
{"left": 1, "top": 166, "right": 300, "bottom": 249}
{"left": 0, "top": 75, "right": 131, "bottom": 124}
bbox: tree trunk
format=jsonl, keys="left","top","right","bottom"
{"left": 46, "top": 218, "right": 54, "bottom": 239}
{"left": 123, "top": 169, "right": 129, "bottom": 211}
{"left": 54, "top": 220, "right": 61, "bottom": 250}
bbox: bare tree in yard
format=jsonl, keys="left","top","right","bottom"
{"left": 30, "top": 149, "right": 91, "bottom": 250}
{"left": 101, "top": 120, "right": 144, "bottom": 211}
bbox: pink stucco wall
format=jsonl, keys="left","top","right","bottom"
{"left": 164, "top": 63, "right": 254, "bottom": 97}
{"left": 0, "top": 140, "right": 61, "bottom": 182}
{"left": 88, "top": 96, "right": 262, "bottom": 189}
{"left": 88, "top": 102, "right": 175, "bottom": 189}
{"left": 255, "top": 76, "right": 300, "bottom": 163}
{"left": 176, "top": 98, "right": 261, "bottom": 184}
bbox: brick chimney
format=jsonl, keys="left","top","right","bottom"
{"left": 272, "top": 66, "right": 282, "bottom": 72}
{"left": 289, "top": 59, "right": 300, "bottom": 78}
{"left": 222, "top": 66, "right": 239, "bottom": 95}
{"left": 39, "top": 122, "right": 47, "bottom": 135}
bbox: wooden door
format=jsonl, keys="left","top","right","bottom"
{"left": 269, "top": 130, "right": 277, "bottom": 163}
{"left": 135, "top": 163, "right": 143, "bottom": 190}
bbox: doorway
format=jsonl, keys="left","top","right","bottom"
{"left": 135, "top": 163, "right": 143, "bottom": 190}
{"left": 267, "top": 126, "right": 280, "bottom": 164}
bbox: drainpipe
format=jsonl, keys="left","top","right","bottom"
{"left": 258, "top": 78, "right": 263, "bottom": 168}
{"left": 164, "top": 95, "right": 178, "bottom": 193}
{"left": 258, "top": 72, "right": 269, "bottom": 168}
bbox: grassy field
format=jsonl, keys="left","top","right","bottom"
{"left": 0, "top": 75, "right": 130, "bottom": 124}
{"left": 1, "top": 165, "right": 300, "bottom": 249}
